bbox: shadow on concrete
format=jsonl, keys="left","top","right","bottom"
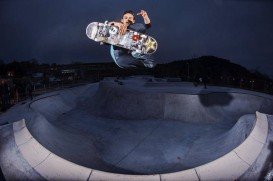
{"left": 0, "top": 122, "right": 8, "bottom": 127}
{"left": 0, "top": 166, "right": 5, "bottom": 181}
{"left": 258, "top": 141, "right": 273, "bottom": 181}
{"left": 198, "top": 91, "right": 234, "bottom": 107}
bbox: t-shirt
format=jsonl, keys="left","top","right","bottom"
{"left": 128, "top": 23, "right": 151, "bottom": 34}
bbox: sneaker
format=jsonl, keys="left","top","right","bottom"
{"left": 142, "top": 59, "right": 156, "bottom": 68}
{"left": 131, "top": 51, "right": 142, "bottom": 59}
{"left": 131, "top": 51, "right": 156, "bottom": 68}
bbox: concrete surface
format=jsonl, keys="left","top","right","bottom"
{"left": 239, "top": 114, "right": 273, "bottom": 180}
{"left": 10, "top": 111, "right": 268, "bottom": 180}
{"left": 0, "top": 76, "right": 273, "bottom": 180}
{"left": 0, "top": 124, "right": 43, "bottom": 180}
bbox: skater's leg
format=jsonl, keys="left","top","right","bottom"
{"left": 110, "top": 46, "right": 144, "bottom": 68}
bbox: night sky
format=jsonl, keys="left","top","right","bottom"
{"left": 1, "top": 0, "right": 273, "bottom": 77}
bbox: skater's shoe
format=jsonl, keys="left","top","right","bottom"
{"left": 131, "top": 51, "right": 156, "bottom": 68}
{"left": 131, "top": 51, "right": 143, "bottom": 59}
{"left": 142, "top": 59, "right": 156, "bottom": 68}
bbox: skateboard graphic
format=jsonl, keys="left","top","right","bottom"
{"left": 86, "top": 21, "right": 157, "bottom": 54}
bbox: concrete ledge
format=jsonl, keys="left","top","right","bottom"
{"left": 13, "top": 119, "right": 33, "bottom": 146}
{"left": 194, "top": 111, "right": 267, "bottom": 180}
{"left": 250, "top": 111, "right": 268, "bottom": 144}
{"left": 35, "top": 153, "right": 92, "bottom": 180}
{"left": 159, "top": 111, "right": 268, "bottom": 181}
{"left": 195, "top": 151, "right": 249, "bottom": 180}
{"left": 13, "top": 119, "right": 26, "bottom": 132}
{"left": 13, "top": 111, "right": 268, "bottom": 180}
{"left": 160, "top": 169, "right": 199, "bottom": 181}
{"left": 19, "top": 138, "right": 51, "bottom": 167}
{"left": 89, "top": 170, "right": 160, "bottom": 181}
{"left": 13, "top": 119, "right": 92, "bottom": 181}
{"left": 233, "top": 111, "right": 268, "bottom": 166}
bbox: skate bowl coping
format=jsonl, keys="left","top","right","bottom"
{"left": 13, "top": 111, "right": 268, "bottom": 180}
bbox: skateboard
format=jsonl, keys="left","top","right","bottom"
{"left": 86, "top": 21, "right": 157, "bottom": 54}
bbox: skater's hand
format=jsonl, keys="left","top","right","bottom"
{"left": 137, "top": 10, "right": 151, "bottom": 24}
{"left": 137, "top": 10, "right": 148, "bottom": 18}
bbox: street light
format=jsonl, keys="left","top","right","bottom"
{"left": 186, "top": 62, "right": 190, "bottom": 81}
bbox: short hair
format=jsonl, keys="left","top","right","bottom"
{"left": 122, "top": 10, "right": 135, "bottom": 19}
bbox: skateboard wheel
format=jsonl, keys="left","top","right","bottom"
{"left": 109, "top": 27, "right": 118, "bottom": 35}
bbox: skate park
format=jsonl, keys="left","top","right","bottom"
{"left": 2, "top": 0, "right": 273, "bottom": 179}
{"left": 0, "top": 76, "right": 273, "bottom": 180}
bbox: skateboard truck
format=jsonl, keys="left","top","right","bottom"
{"left": 99, "top": 20, "right": 109, "bottom": 37}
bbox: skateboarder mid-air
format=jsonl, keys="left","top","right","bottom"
{"left": 108, "top": 10, "right": 156, "bottom": 68}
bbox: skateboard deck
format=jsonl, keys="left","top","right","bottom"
{"left": 86, "top": 21, "right": 157, "bottom": 54}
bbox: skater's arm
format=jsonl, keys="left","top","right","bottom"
{"left": 137, "top": 10, "right": 151, "bottom": 27}
{"left": 145, "top": 23, "right": 151, "bottom": 29}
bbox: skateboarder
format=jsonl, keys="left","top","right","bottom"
{"left": 108, "top": 10, "right": 156, "bottom": 68}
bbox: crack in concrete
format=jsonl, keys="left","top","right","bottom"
{"left": 194, "top": 168, "right": 201, "bottom": 181}
{"left": 250, "top": 135, "right": 266, "bottom": 145}
{"left": 34, "top": 152, "right": 51, "bottom": 168}
{"left": 86, "top": 169, "right": 93, "bottom": 181}
{"left": 17, "top": 137, "right": 33, "bottom": 147}
{"left": 233, "top": 150, "right": 251, "bottom": 166}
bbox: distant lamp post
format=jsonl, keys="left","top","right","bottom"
{"left": 250, "top": 80, "right": 254, "bottom": 90}
{"left": 186, "top": 62, "right": 190, "bottom": 81}
{"left": 7, "top": 71, "right": 14, "bottom": 77}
